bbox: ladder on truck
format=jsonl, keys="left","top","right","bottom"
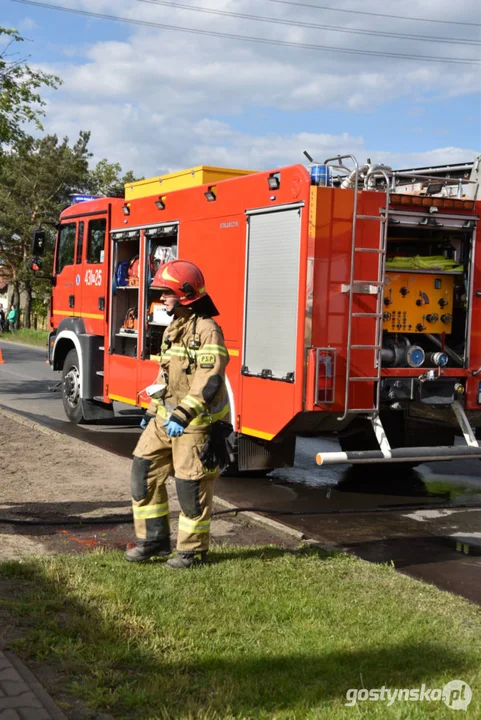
{"left": 324, "top": 155, "right": 391, "bottom": 449}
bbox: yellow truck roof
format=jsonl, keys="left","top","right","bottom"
{"left": 124, "top": 165, "right": 256, "bottom": 200}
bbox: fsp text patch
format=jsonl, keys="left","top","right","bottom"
{"left": 198, "top": 353, "right": 216, "bottom": 368}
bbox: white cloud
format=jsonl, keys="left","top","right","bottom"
{"left": 15, "top": 0, "right": 481, "bottom": 174}
{"left": 379, "top": 146, "right": 481, "bottom": 168}
{"left": 16, "top": 16, "right": 39, "bottom": 31}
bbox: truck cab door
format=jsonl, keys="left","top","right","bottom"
{"left": 52, "top": 222, "right": 79, "bottom": 323}
{"left": 79, "top": 217, "right": 108, "bottom": 334}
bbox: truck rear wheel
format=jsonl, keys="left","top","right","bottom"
{"left": 62, "top": 348, "right": 85, "bottom": 424}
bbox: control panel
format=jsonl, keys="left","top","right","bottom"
{"left": 382, "top": 272, "right": 454, "bottom": 334}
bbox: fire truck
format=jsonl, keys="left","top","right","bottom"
{"left": 33, "top": 153, "right": 481, "bottom": 470}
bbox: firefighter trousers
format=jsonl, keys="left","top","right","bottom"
{"left": 131, "top": 414, "right": 218, "bottom": 553}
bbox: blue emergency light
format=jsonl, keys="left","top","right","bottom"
{"left": 71, "top": 194, "right": 100, "bottom": 204}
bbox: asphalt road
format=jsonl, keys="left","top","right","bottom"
{"left": 1, "top": 337, "right": 481, "bottom": 603}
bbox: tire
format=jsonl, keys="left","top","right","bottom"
{"left": 62, "top": 348, "right": 85, "bottom": 424}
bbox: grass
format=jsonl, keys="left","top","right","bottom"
{"left": 1, "top": 328, "right": 49, "bottom": 347}
{"left": 0, "top": 546, "right": 480, "bottom": 719}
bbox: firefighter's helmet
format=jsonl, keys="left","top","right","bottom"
{"left": 151, "top": 259, "right": 207, "bottom": 305}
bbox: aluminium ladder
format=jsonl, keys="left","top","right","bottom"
{"left": 324, "top": 157, "right": 391, "bottom": 438}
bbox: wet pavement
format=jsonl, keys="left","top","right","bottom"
{"left": 1, "top": 338, "right": 481, "bottom": 604}
{"left": 215, "top": 466, "right": 481, "bottom": 604}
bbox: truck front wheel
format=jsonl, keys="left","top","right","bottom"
{"left": 62, "top": 348, "right": 85, "bottom": 424}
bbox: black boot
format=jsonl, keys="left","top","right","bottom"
{"left": 165, "top": 551, "right": 207, "bottom": 569}
{"left": 125, "top": 538, "right": 171, "bottom": 563}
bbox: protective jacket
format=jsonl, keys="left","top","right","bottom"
{"left": 148, "top": 309, "right": 230, "bottom": 430}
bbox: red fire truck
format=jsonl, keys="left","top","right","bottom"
{"left": 33, "top": 154, "right": 481, "bottom": 470}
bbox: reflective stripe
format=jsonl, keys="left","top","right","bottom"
{"left": 161, "top": 350, "right": 186, "bottom": 360}
{"left": 241, "top": 425, "right": 274, "bottom": 440}
{"left": 160, "top": 346, "right": 189, "bottom": 359}
{"left": 190, "top": 402, "right": 230, "bottom": 426}
{"left": 156, "top": 404, "right": 167, "bottom": 418}
{"left": 178, "top": 516, "right": 211, "bottom": 534}
{"left": 184, "top": 395, "right": 205, "bottom": 415}
{"left": 200, "top": 344, "right": 229, "bottom": 357}
{"left": 162, "top": 344, "right": 227, "bottom": 361}
{"left": 53, "top": 310, "right": 104, "bottom": 320}
{"left": 170, "top": 347, "right": 190, "bottom": 358}
{"left": 161, "top": 266, "right": 180, "bottom": 284}
{"left": 155, "top": 401, "right": 229, "bottom": 426}
{"left": 204, "top": 465, "right": 218, "bottom": 475}
{"left": 133, "top": 502, "right": 169, "bottom": 520}
{"left": 109, "top": 394, "right": 136, "bottom": 405}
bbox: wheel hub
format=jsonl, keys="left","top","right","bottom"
{"left": 64, "top": 366, "right": 80, "bottom": 408}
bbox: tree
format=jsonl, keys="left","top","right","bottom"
{"left": 0, "top": 133, "right": 141, "bottom": 327}
{"left": 0, "top": 27, "right": 142, "bottom": 326}
{"left": 87, "top": 158, "right": 143, "bottom": 198}
{"left": 0, "top": 132, "right": 92, "bottom": 325}
{"left": 0, "top": 26, "right": 61, "bottom": 153}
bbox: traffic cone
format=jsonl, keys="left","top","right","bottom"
{"left": 0, "top": 349, "right": 4, "bottom": 364}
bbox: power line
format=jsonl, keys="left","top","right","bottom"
{"left": 12, "top": 0, "right": 481, "bottom": 65}
{"left": 260, "top": 0, "right": 481, "bottom": 28}
{"left": 133, "top": 0, "right": 481, "bottom": 46}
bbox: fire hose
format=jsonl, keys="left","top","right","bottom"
{"left": 1, "top": 501, "right": 481, "bottom": 526}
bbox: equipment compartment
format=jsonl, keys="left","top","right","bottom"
{"left": 143, "top": 224, "right": 178, "bottom": 360}
{"left": 382, "top": 215, "right": 475, "bottom": 370}
{"left": 110, "top": 230, "right": 140, "bottom": 357}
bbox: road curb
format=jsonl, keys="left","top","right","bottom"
{"left": 0, "top": 634, "right": 68, "bottom": 720}
{"left": 212, "top": 495, "right": 336, "bottom": 552}
{"left": 212, "top": 494, "right": 306, "bottom": 540}
{"left": 4, "top": 650, "right": 69, "bottom": 720}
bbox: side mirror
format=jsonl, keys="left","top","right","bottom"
{"left": 32, "top": 228, "right": 46, "bottom": 256}
{"left": 31, "top": 257, "right": 43, "bottom": 272}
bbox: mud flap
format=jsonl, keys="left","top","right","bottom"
{"left": 81, "top": 399, "right": 115, "bottom": 422}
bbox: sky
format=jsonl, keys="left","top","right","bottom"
{"left": 3, "top": 0, "right": 481, "bottom": 178}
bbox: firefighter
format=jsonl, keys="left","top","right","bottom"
{"left": 126, "top": 259, "right": 231, "bottom": 568}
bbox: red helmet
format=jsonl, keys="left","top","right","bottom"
{"left": 151, "top": 259, "right": 207, "bottom": 305}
